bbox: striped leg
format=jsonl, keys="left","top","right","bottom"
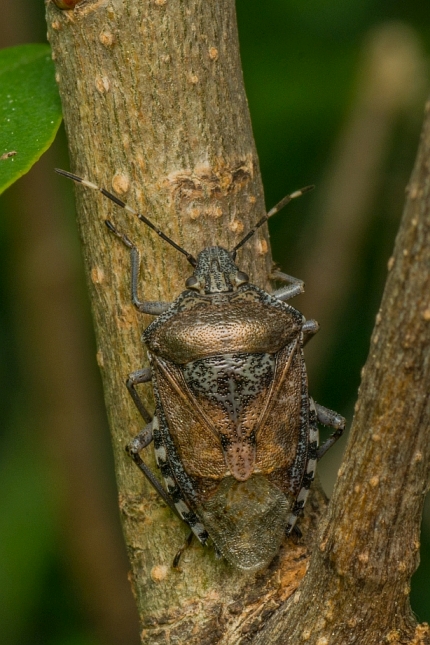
{"left": 126, "top": 420, "right": 182, "bottom": 519}
{"left": 151, "top": 413, "right": 209, "bottom": 547}
{"left": 127, "top": 412, "right": 209, "bottom": 551}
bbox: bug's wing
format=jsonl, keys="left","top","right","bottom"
{"left": 198, "top": 472, "right": 293, "bottom": 571}
{"left": 153, "top": 336, "right": 306, "bottom": 485}
{"left": 151, "top": 355, "right": 227, "bottom": 480}
{"left": 196, "top": 338, "right": 309, "bottom": 571}
{"left": 255, "top": 337, "right": 309, "bottom": 497}
{"left": 180, "top": 351, "right": 281, "bottom": 481}
{"left": 153, "top": 352, "right": 298, "bottom": 571}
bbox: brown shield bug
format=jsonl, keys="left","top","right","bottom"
{"left": 56, "top": 168, "right": 345, "bottom": 571}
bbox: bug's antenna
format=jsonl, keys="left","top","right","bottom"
{"left": 231, "top": 185, "right": 314, "bottom": 257}
{"left": 55, "top": 169, "right": 197, "bottom": 267}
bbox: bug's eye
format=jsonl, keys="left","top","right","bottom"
{"left": 235, "top": 271, "right": 249, "bottom": 286}
{"left": 185, "top": 276, "right": 200, "bottom": 290}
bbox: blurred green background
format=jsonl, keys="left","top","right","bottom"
{"left": 0, "top": 1, "right": 429, "bottom": 644}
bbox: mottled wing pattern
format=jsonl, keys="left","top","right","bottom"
{"left": 146, "top": 286, "right": 314, "bottom": 568}
{"left": 256, "top": 337, "right": 310, "bottom": 497}
{"left": 151, "top": 329, "right": 309, "bottom": 484}
{"left": 152, "top": 354, "right": 227, "bottom": 480}
{"left": 182, "top": 351, "right": 276, "bottom": 480}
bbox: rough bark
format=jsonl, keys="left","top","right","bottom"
{"left": 45, "top": 1, "right": 323, "bottom": 642}
{"left": 46, "top": 1, "right": 430, "bottom": 643}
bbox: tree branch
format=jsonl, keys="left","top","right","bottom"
{"left": 46, "top": 1, "right": 430, "bottom": 643}
{"left": 45, "top": 1, "right": 323, "bottom": 642}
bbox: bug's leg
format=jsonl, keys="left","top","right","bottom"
{"left": 173, "top": 531, "right": 194, "bottom": 569}
{"left": 126, "top": 367, "right": 153, "bottom": 424}
{"left": 292, "top": 524, "right": 303, "bottom": 539}
{"left": 105, "top": 220, "right": 171, "bottom": 315}
{"left": 271, "top": 269, "right": 304, "bottom": 285}
{"left": 289, "top": 524, "right": 303, "bottom": 544}
{"left": 126, "top": 421, "right": 182, "bottom": 519}
{"left": 271, "top": 270, "right": 305, "bottom": 302}
{"left": 127, "top": 420, "right": 153, "bottom": 455}
{"left": 315, "top": 402, "right": 346, "bottom": 461}
{"left": 126, "top": 376, "right": 180, "bottom": 516}
{"left": 302, "top": 319, "right": 319, "bottom": 346}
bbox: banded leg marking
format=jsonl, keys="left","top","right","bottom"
{"left": 126, "top": 419, "right": 182, "bottom": 518}
{"left": 126, "top": 416, "right": 208, "bottom": 545}
{"left": 153, "top": 417, "right": 209, "bottom": 546}
{"left": 286, "top": 398, "right": 319, "bottom": 534}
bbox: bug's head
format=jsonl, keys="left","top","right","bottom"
{"left": 185, "top": 246, "right": 249, "bottom": 294}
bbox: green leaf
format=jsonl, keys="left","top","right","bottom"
{"left": 0, "top": 44, "right": 62, "bottom": 195}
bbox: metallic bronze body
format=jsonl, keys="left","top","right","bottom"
{"left": 145, "top": 278, "right": 310, "bottom": 569}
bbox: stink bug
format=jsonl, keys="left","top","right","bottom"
{"left": 56, "top": 168, "right": 345, "bottom": 571}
